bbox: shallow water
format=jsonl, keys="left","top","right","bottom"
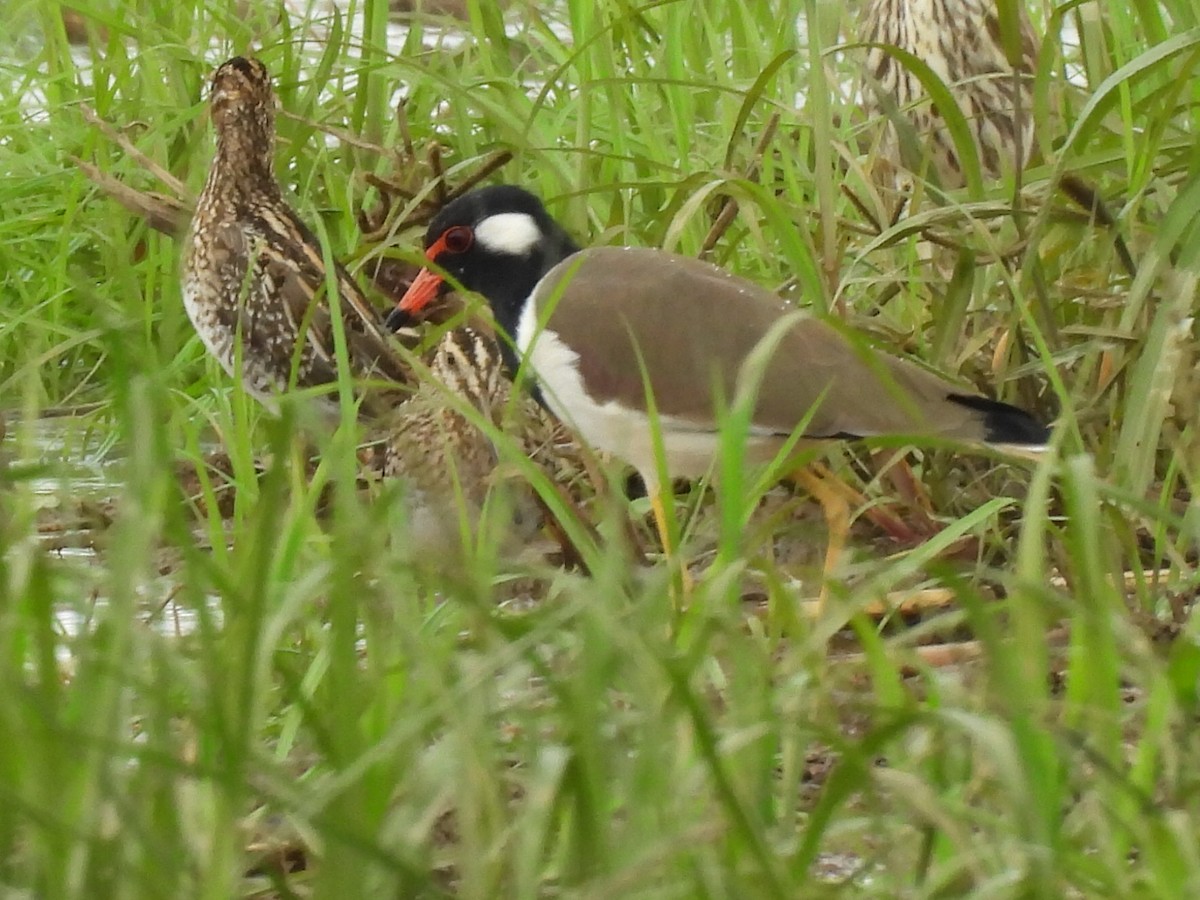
{"left": 3, "top": 413, "right": 223, "bottom": 661}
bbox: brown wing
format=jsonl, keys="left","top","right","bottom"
{"left": 199, "top": 221, "right": 332, "bottom": 386}
{"left": 536, "top": 246, "right": 998, "bottom": 443}
{"left": 245, "top": 205, "right": 411, "bottom": 384}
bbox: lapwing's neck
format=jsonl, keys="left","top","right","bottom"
{"left": 541, "top": 220, "right": 584, "bottom": 266}
{"left": 489, "top": 224, "right": 581, "bottom": 351}
{"left": 490, "top": 271, "right": 546, "bottom": 378}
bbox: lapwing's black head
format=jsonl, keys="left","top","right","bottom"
{"left": 389, "top": 185, "right": 582, "bottom": 338}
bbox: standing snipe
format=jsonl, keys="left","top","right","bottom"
{"left": 859, "top": 0, "right": 1038, "bottom": 189}
{"left": 182, "top": 56, "right": 409, "bottom": 413}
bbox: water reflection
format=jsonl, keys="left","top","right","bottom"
{"left": 3, "top": 414, "right": 223, "bottom": 668}
{"left": 52, "top": 594, "right": 224, "bottom": 671}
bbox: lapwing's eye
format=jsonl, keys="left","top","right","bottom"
{"left": 442, "top": 226, "right": 474, "bottom": 254}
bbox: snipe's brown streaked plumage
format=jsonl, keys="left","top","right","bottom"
{"left": 364, "top": 326, "right": 590, "bottom": 561}
{"left": 182, "top": 56, "right": 409, "bottom": 413}
{"left": 859, "top": 0, "right": 1038, "bottom": 189}
{"left": 365, "top": 326, "right": 526, "bottom": 556}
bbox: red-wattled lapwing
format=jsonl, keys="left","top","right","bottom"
{"left": 182, "top": 57, "right": 409, "bottom": 416}
{"left": 387, "top": 185, "right": 1050, "bottom": 596}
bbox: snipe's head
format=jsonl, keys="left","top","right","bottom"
{"left": 428, "top": 327, "right": 510, "bottom": 417}
{"left": 208, "top": 56, "right": 276, "bottom": 157}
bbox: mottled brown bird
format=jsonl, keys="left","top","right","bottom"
{"left": 366, "top": 326, "right": 589, "bottom": 562}
{"left": 366, "top": 326, "right": 524, "bottom": 556}
{"left": 181, "top": 56, "right": 409, "bottom": 414}
{"left": 859, "top": 0, "right": 1038, "bottom": 189}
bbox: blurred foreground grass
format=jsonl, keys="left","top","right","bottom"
{"left": 1, "top": 0, "right": 1199, "bottom": 896}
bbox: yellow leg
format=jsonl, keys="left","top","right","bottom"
{"left": 797, "top": 464, "right": 964, "bottom": 619}
{"left": 649, "top": 488, "right": 693, "bottom": 606}
{"left": 791, "top": 466, "right": 851, "bottom": 617}
{"left": 809, "top": 460, "right": 921, "bottom": 544}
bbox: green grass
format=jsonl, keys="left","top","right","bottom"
{"left": 2, "top": 0, "right": 1200, "bottom": 896}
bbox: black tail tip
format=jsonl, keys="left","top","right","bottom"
{"left": 949, "top": 393, "right": 1052, "bottom": 446}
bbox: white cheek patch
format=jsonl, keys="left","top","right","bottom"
{"left": 474, "top": 212, "right": 541, "bottom": 256}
